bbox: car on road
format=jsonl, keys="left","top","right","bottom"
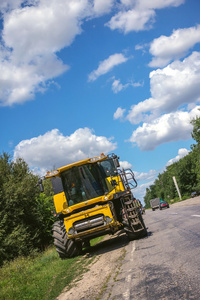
{"left": 159, "top": 201, "right": 169, "bottom": 210}
{"left": 191, "top": 191, "right": 199, "bottom": 198}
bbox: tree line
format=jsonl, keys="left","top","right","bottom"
{"left": 144, "top": 117, "right": 200, "bottom": 208}
{"left": 0, "top": 154, "right": 55, "bottom": 266}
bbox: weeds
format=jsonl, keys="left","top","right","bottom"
{"left": 0, "top": 236, "right": 104, "bottom": 300}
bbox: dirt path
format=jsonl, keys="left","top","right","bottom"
{"left": 57, "top": 232, "right": 128, "bottom": 300}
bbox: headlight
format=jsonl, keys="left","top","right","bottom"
{"left": 46, "top": 170, "right": 59, "bottom": 177}
{"left": 90, "top": 153, "right": 106, "bottom": 162}
{"left": 68, "top": 227, "right": 75, "bottom": 235}
{"left": 105, "top": 216, "right": 113, "bottom": 224}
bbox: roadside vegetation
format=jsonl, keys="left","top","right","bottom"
{"left": 144, "top": 116, "right": 200, "bottom": 208}
{"left": 0, "top": 237, "right": 103, "bottom": 300}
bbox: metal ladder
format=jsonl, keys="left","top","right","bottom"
{"left": 123, "top": 195, "right": 145, "bottom": 233}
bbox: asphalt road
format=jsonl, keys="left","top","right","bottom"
{"left": 101, "top": 197, "right": 200, "bottom": 300}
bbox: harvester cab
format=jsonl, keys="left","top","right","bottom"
{"left": 39, "top": 153, "right": 147, "bottom": 258}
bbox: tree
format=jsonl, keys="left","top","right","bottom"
{"left": 0, "top": 153, "right": 55, "bottom": 265}
{"left": 144, "top": 116, "right": 200, "bottom": 203}
{"left": 191, "top": 115, "right": 200, "bottom": 146}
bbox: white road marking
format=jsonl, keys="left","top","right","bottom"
{"left": 130, "top": 241, "right": 136, "bottom": 262}
{"left": 123, "top": 289, "right": 130, "bottom": 300}
{"left": 191, "top": 215, "right": 200, "bottom": 217}
{"left": 126, "top": 274, "right": 131, "bottom": 283}
{"left": 123, "top": 241, "right": 136, "bottom": 299}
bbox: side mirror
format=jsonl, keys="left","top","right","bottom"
{"left": 38, "top": 179, "right": 44, "bottom": 193}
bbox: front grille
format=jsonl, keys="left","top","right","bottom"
{"left": 74, "top": 214, "right": 105, "bottom": 233}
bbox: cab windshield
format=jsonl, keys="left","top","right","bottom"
{"left": 61, "top": 159, "right": 117, "bottom": 206}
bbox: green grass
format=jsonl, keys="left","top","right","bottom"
{"left": 0, "top": 236, "right": 105, "bottom": 300}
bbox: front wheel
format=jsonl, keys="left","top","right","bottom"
{"left": 52, "top": 221, "right": 82, "bottom": 259}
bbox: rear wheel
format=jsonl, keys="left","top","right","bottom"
{"left": 52, "top": 221, "right": 82, "bottom": 259}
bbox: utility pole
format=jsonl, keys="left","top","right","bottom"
{"left": 172, "top": 176, "right": 182, "bottom": 200}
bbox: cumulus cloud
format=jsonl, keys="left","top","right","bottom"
{"left": 119, "top": 160, "right": 132, "bottom": 169}
{"left": 113, "top": 107, "right": 126, "bottom": 120}
{"left": 106, "top": 0, "right": 184, "bottom": 33}
{"left": 0, "top": 0, "right": 118, "bottom": 106}
{"left": 149, "top": 25, "right": 200, "bottom": 67}
{"left": 88, "top": 53, "right": 129, "bottom": 82}
{"left": 106, "top": 8, "right": 156, "bottom": 33}
{"left": 166, "top": 148, "right": 189, "bottom": 166}
{"left": 13, "top": 127, "right": 117, "bottom": 173}
{"left": 0, "top": 0, "right": 91, "bottom": 106}
{"left": 127, "top": 52, "right": 200, "bottom": 124}
{"left": 129, "top": 106, "right": 200, "bottom": 151}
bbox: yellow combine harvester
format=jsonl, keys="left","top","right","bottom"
{"left": 39, "top": 153, "right": 147, "bottom": 258}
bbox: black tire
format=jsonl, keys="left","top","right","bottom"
{"left": 52, "top": 221, "right": 81, "bottom": 259}
{"left": 138, "top": 213, "right": 148, "bottom": 238}
{"left": 125, "top": 228, "right": 138, "bottom": 241}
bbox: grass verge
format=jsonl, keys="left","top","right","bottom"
{"left": 0, "top": 236, "right": 104, "bottom": 300}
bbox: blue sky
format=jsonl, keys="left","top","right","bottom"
{"left": 1, "top": 0, "right": 200, "bottom": 202}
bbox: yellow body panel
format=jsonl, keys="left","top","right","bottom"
{"left": 53, "top": 192, "right": 68, "bottom": 213}
{"left": 53, "top": 192, "right": 114, "bottom": 214}
{"left": 106, "top": 175, "right": 125, "bottom": 193}
{"left": 64, "top": 203, "right": 118, "bottom": 238}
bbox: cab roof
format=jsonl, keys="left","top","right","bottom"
{"left": 45, "top": 153, "right": 108, "bottom": 178}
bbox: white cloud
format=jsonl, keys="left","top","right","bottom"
{"left": 127, "top": 52, "right": 200, "bottom": 124}
{"left": 93, "top": 0, "right": 114, "bottom": 15}
{"left": 3, "top": 1, "right": 87, "bottom": 61}
{"left": 106, "top": 0, "right": 184, "bottom": 33}
{"left": 134, "top": 169, "right": 158, "bottom": 181}
{"left": 106, "top": 8, "right": 156, "bottom": 33}
{"left": 0, "top": 0, "right": 92, "bottom": 106}
{"left": 166, "top": 148, "right": 189, "bottom": 166}
{"left": 134, "top": 181, "right": 155, "bottom": 202}
{"left": 113, "top": 107, "right": 126, "bottom": 120}
{"left": 0, "top": 54, "right": 68, "bottom": 106}
{"left": 13, "top": 127, "right": 117, "bottom": 173}
{"left": 112, "top": 79, "right": 128, "bottom": 93}
{"left": 88, "top": 53, "right": 129, "bottom": 82}
{"left": 129, "top": 106, "right": 200, "bottom": 151}
{"left": 149, "top": 25, "right": 200, "bottom": 67}
{"left": 119, "top": 160, "right": 132, "bottom": 169}
{"left": 137, "top": 0, "right": 184, "bottom": 10}
{"left": 0, "top": 0, "right": 118, "bottom": 106}
{"left": 112, "top": 78, "right": 143, "bottom": 94}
